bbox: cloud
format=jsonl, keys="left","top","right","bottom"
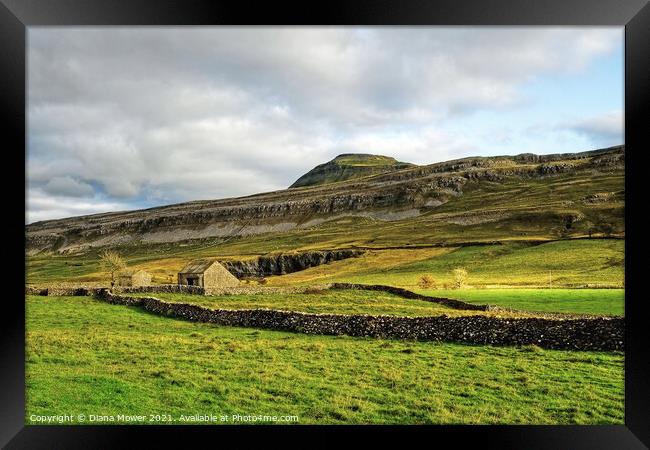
{"left": 27, "top": 27, "right": 622, "bottom": 222}
{"left": 43, "top": 176, "right": 94, "bottom": 197}
{"left": 26, "top": 189, "right": 132, "bottom": 224}
{"left": 567, "top": 110, "right": 624, "bottom": 144}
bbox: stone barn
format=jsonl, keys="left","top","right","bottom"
{"left": 178, "top": 259, "right": 240, "bottom": 289}
{"left": 117, "top": 269, "right": 152, "bottom": 287}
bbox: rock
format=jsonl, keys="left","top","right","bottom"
{"left": 222, "top": 250, "right": 364, "bottom": 278}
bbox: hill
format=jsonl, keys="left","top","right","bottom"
{"left": 289, "top": 153, "right": 415, "bottom": 188}
{"left": 25, "top": 145, "right": 624, "bottom": 256}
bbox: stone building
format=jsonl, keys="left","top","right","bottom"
{"left": 178, "top": 259, "right": 240, "bottom": 289}
{"left": 117, "top": 269, "right": 152, "bottom": 287}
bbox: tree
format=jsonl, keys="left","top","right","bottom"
{"left": 99, "top": 249, "right": 126, "bottom": 288}
{"left": 452, "top": 268, "right": 468, "bottom": 289}
{"left": 593, "top": 215, "right": 616, "bottom": 237}
{"left": 418, "top": 274, "right": 437, "bottom": 289}
{"left": 597, "top": 222, "right": 615, "bottom": 237}
{"left": 581, "top": 220, "right": 595, "bottom": 238}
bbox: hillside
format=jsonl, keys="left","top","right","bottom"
{"left": 26, "top": 145, "right": 624, "bottom": 256}
{"left": 289, "top": 153, "right": 415, "bottom": 188}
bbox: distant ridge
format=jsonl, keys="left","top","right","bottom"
{"left": 26, "top": 145, "right": 624, "bottom": 255}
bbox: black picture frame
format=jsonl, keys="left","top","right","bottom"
{"left": 2, "top": 0, "right": 648, "bottom": 448}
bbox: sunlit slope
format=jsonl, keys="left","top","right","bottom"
{"left": 27, "top": 239, "right": 624, "bottom": 290}
{"left": 263, "top": 240, "right": 623, "bottom": 288}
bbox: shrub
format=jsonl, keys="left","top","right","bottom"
{"left": 417, "top": 274, "right": 437, "bottom": 289}
{"left": 452, "top": 268, "right": 468, "bottom": 289}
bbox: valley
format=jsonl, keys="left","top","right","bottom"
{"left": 25, "top": 146, "right": 626, "bottom": 425}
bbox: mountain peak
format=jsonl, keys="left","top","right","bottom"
{"left": 290, "top": 153, "right": 415, "bottom": 188}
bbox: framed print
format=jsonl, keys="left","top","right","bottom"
{"left": 2, "top": 0, "right": 649, "bottom": 448}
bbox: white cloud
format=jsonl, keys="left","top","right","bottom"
{"left": 27, "top": 27, "right": 622, "bottom": 222}
{"left": 26, "top": 189, "right": 131, "bottom": 224}
{"left": 568, "top": 110, "right": 624, "bottom": 143}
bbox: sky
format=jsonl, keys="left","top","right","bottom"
{"left": 27, "top": 27, "right": 624, "bottom": 224}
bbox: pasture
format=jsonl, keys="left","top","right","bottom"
{"left": 26, "top": 295, "right": 624, "bottom": 425}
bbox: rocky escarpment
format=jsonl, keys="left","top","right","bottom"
{"left": 222, "top": 250, "right": 364, "bottom": 278}
{"left": 26, "top": 146, "right": 625, "bottom": 254}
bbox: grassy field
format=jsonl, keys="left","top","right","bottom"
{"left": 26, "top": 295, "right": 624, "bottom": 425}
{"left": 24, "top": 157, "right": 625, "bottom": 425}
{"left": 263, "top": 240, "right": 624, "bottom": 289}
{"left": 131, "top": 290, "right": 536, "bottom": 318}
{"left": 416, "top": 289, "right": 624, "bottom": 316}
{"left": 136, "top": 290, "right": 464, "bottom": 317}
{"left": 132, "top": 288, "right": 622, "bottom": 317}
{"left": 27, "top": 239, "right": 624, "bottom": 289}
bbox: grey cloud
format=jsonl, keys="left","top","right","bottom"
{"left": 27, "top": 27, "right": 622, "bottom": 222}
{"left": 43, "top": 176, "right": 94, "bottom": 197}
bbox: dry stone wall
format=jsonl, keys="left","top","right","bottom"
{"left": 330, "top": 283, "right": 487, "bottom": 311}
{"left": 118, "top": 284, "right": 205, "bottom": 295}
{"left": 25, "top": 286, "right": 104, "bottom": 296}
{"left": 117, "top": 284, "right": 320, "bottom": 296}
{"left": 27, "top": 283, "right": 323, "bottom": 297}
{"left": 113, "top": 282, "right": 486, "bottom": 310}
{"left": 96, "top": 290, "right": 624, "bottom": 351}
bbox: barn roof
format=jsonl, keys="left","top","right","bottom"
{"left": 179, "top": 259, "right": 221, "bottom": 274}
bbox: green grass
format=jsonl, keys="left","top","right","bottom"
{"left": 26, "top": 295, "right": 624, "bottom": 425}
{"left": 131, "top": 290, "right": 534, "bottom": 318}
{"left": 393, "top": 240, "right": 624, "bottom": 287}
{"left": 332, "top": 154, "right": 407, "bottom": 167}
{"left": 265, "top": 240, "right": 624, "bottom": 289}
{"left": 27, "top": 239, "right": 625, "bottom": 290}
{"left": 133, "top": 288, "right": 622, "bottom": 317}
{"left": 415, "top": 289, "right": 624, "bottom": 316}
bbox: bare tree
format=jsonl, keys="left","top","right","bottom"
{"left": 452, "top": 268, "right": 468, "bottom": 289}
{"left": 99, "top": 249, "right": 126, "bottom": 288}
{"left": 418, "top": 274, "right": 437, "bottom": 289}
